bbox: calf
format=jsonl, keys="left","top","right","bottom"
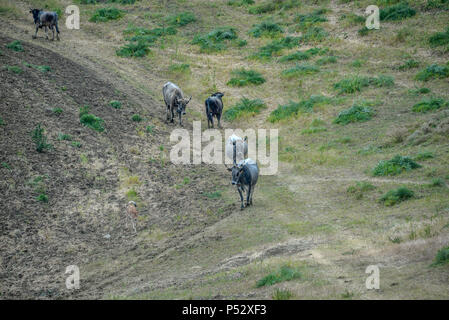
{"left": 162, "top": 82, "right": 191, "bottom": 126}
{"left": 205, "top": 92, "right": 224, "bottom": 128}
{"left": 30, "top": 9, "right": 60, "bottom": 41}
{"left": 226, "top": 142, "right": 259, "bottom": 210}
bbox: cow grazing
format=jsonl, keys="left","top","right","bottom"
{"left": 126, "top": 201, "right": 138, "bottom": 232}
{"left": 225, "top": 134, "right": 248, "bottom": 164}
{"left": 226, "top": 142, "right": 259, "bottom": 210}
{"left": 29, "top": 9, "right": 60, "bottom": 41}
{"left": 205, "top": 92, "right": 224, "bottom": 128}
{"left": 162, "top": 82, "right": 191, "bottom": 126}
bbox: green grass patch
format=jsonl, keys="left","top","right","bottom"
{"left": 333, "top": 104, "right": 374, "bottom": 125}
{"left": 272, "top": 288, "right": 293, "bottom": 300}
{"left": 248, "top": 0, "right": 300, "bottom": 14}
{"left": 380, "top": 187, "right": 414, "bottom": 206}
{"left": 372, "top": 155, "right": 421, "bottom": 176}
{"left": 256, "top": 265, "right": 302, "bottom": 287}
{"left": 6, "top": 40, "right": 23, "bottom": 52}
{"left": 429, "top": 27, "right": 449, "bottom": 48}
{"left": 316, "top": 55, "right": 337, "bottom": 65}
{"left": 165, "top": 11, "right": 196, "bottom": 27}
{"left": 57, "top": 133, "right": 72, "bottom": 141}
{"left": 268, "top": 95, "right": 332, "bottom": 122}
{"left": 7, "top": 65, "right": 23, "bottom": 74}
{"left": 227, "top": 69, "right": 265, "bottom": 87}
{"left": 347, "top": 181, "right": 376, "bottom": 199}
{"left": 281, "top": 63, "right": 319, "bottom": 78}
{"left": 131, "top": 114, "right": 143, "bottom": 122}
{"left": 192, "top": 27, "right": 238, "bottom": 52}
{"left": 204, "top": 191, "right": 222, "bottom": 199}
{"left": 168, "top": 63, "right": 190, "bottom": 74}
{"left": 109, "top": 100, "right": 122, "bottom": 109}
{"left": 251, "top": 36, "right": 301, "bottom": 60}
{"left": 79, "top": 106, "right": 105, "bottom": 132}
{"left": 301, "top": 118, "right": 327, "bottom": 134}
{"left": 412, "top": 97, "right": 448, "bottom": 113}
{"left": 415, "top": 64, "right": 449, "bottom": 81}
{"left": 414, "top": 151, "right": 434, "bottom": 161}
{"left": 293, "top": 9, "right": 327, "bottom": 31}
{"left": 279, "top": 50, "right": 311, "bottom": 62}
{"left": 334, "top": 75, "right": 394, "bottom": 94}
{"left": 249, "top": 21, "right": 284, "bottom": 38}
{"left": 116, "top": 41, "right": 151, "bottom": 57}
{"left": 224, "top": 98, "right": 266, "bottom": 121}
{"left": 227, "top": 0, "right": 254, "bottom": 6}
{"left": 90, "top": 7, "right": 124, "bottom": 22}
{"left": 431, "top": 246, "right": 449, "bottom": 266}
{"left": 380, "top": 2, "right": 416, "bottom": 21}
{"left": 397, "top": 59, "right": 420, "bottom": 70}
{"left": 31, "top": 124, "right": 52, "bottom": 153}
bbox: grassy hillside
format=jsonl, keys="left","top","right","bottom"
{"left": 0, "top": 0, "right": 448, "bottom": 299}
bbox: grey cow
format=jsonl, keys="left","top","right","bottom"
{"left": 162, "top": 82, "right": 191, "bottom": 126}
{"left": 30, "top": 9, "right": 60, "bottom": 41}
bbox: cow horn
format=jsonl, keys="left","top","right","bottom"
{"left": 233, "top": 141, "right": 237, "bottom": 166}
{"left": 224, "top": 163, "right": 233, "bottom": 171}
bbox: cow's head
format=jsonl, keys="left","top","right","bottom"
{"left": 29, "top": 8, "right": 42, "bottom": 24}
{"left": 212, "top": 92, "right": 224, "bottom": 100}
{"left": 228, "top": 165, "right": 244, "bottom": 185}
{"left": 176, "top": 96, "right": 191, "bottom": 115}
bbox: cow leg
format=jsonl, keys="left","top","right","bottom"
{"left": 217, "top": 114, "right": 221, "bottom": 129}
{"left": 51, "top": 26, "right": 55, "bottom": 41}
{"left": 210, "top": 117, "right": 214, "bottom": 129}
{"left": 33, "top": 25, "right": 39, "bottom": 39}
{"left": 237, "top": 187, "right": 244, "bottom": 210}
{"left": 44, "top": 26, "right": 49, "bottom": 40}
{"left": 249, "top": 186, "right": 255, "bottom": 205}
{"left": 179, "top": 112, "right": 182, "bottom": 126}
{"left": 246, "top": 184, "right": 252, "bottom": 207}
{"left": 170, "top": 109, "right": 174, "bottom": 123}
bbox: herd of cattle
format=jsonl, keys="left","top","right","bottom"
{"left": 163, "top": 82, "right": 260, "bottom": 211}
{"left": 27, "top": 8, "right": 259, "bottom": 221}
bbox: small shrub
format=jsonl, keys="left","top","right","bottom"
{"left": 52, "top": 107, "right": 63, "bottom": 115}
{"left": 380, "top": 2, "right": 416, "bottom": 21}
{"left": 165, "top": 12, "right": 196, "bottom": 27}
{"left": 224, "top": 98, "right": 266, "bottom": 121}
{"left": 333, "top": 105, "right": 374, "bottom": 125}
{"left": 269, "top": 95, "right": 332, "bottom": 122}
{"left": 431, "top": 246, "right": 449, "bottom": 266}
{"left": 7, "top": 65, "right": 23, "bottom": 74}
{"left": 109, "top": 100, "right": 122, "bottom": 109}
{"left": 146, "top": 125, "right": 155, "bottom": 133}
{"left": 429, "top": 178, "right": 445, "bottom": 187}
{"left": 414, "top": 151, "right": 434, "bottom": 161}
{"left": 334, "top": 75, "right": 394, "bottom": 94}
{"left": 398, "top": 59, "right": 420, "bottom": 70}
{"left": 132, "top": 114, "right": 143, "bottom": 122}
{"left": 168, "top": 63, "right": 190, "bottom": 74}
{"left": 79, "top": 106, "right": 105, "bottom": 132}
{"left": 6, "top": 40, "right": 23, "bottom": 52}
{"left": 227, "top": 69, "right": 265, "bottom": 87}
{"left": 71, "top": 141, "right": 82, "bottom": 148}
{"left": 416, "top": 64, "right": 449, "bottom": 81}
{"left": 316, "top": 56, "right": 337, "bottom": 65}
{"left": 31, "top": 124, "right": 53, "bottom": 152}
{"left": 294, "top": 9, "right": 327, "bottom": 31}
{"left": 256, "top": 265, "right": 301, "bottom": 287}
{"left": 412, "top": 98, "right": 448, "bottom": 113}
{"left": 249, "top": 21, "right": 283, "bottom": 38}
{"left": 279, "top": 51, "right": 311, "bottom": 62}
{"left": 372, "top": 155, "right": 421, "bottom": 176}
{"left": 90, "top": 7, "right": 124, "bottom": 22}
{"left": 116, "top": 41, "right": 151, "bottom": 57}
{"left": 272, "top": 288, "right": 293, "bottom": 300}
{"left": 429, "top": 27, "right": 449, "bottom": 48}
{"left": 192, "top": 27, "right": 238, "bottom": 52}
{"left": 281, "top": 63, "right": 319, "bottom": 78}
{"left": 36, "top": 193, "right": 48, "bottom": 203}
{"left": 252, "top": 36, "right": 301, "bottom": 60}
{"left": 380, "top": 187, "right": 414, "bottom": 206}
{"left": 57, "top": 133, "right": 72, "bottom": 141}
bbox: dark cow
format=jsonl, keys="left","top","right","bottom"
{"left": 226, "top": 142, "right": 259, "bottom": 210}
{"left": 30, "top": 8, "right": 60, "bottom": 41}
{"left": 205, "top": 92, "right": 224, "bottom": 128}
{"left": 163, "top": 82, "right": 191, "bottom": 126}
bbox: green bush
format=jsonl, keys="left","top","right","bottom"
{"left": 116, "top": 41, "right": 151, "bottom": 57}
{"left": 347, "top": 181, "right": 376, "bottom": 199}
{"left": 334, "top": 75, "right": 394, "bottom": 94}
{"left": 416, "top": 64, "right": 449, "bottom": 81}
{"left": 57, "top": 133, "right": 72, "bottom": 141}
{"left": 281, "top": 64, "right": 319, "bottom": 78}
{"left": 380, "top": 2, "right": 416, "bottom": 21}
{"left": 300, "top": 26, "right": 328, "bottom": 43}
{"left": 316, "top": 55, "right": 337, "bottom": 65}
{"left": 429, "top": 27, "right": 449, "bottom": 48}
{"left": 268, "top": 95, "right": 332, "bottom": 122}
{"left": 7, "top": 65, "right": 23, "bottom": 74}
{"left": 6, "top": 40, "right": 23, "bottom": 52}
{"left": 397, "top": 59, "right": 420, "bottom": 70}
{"left": 252, "top": 36, "right": 301, "bottom": 60}
{"left": 224, "top": 98, "right": 266, "bottom": 121}
{"left": 431, "top": 246, "right": 449, "bottom": 266}
{"left": 333, "top": 104, "right": 374, "bottom": 125}
{"left": 227, "top": 0, "right": 254, "bottom": 6}
{"left": 372, "top": 155, "right": 421, "bottom": 176}
{"left": 131, "top": 114, "right": 143, "bottom": 122}
{"left": 294, "top": 9, "right": 327, "bottom": 31}
{"left": 165, "top": 12, "right": 196, "bottom": 27}
{"left": 227, "top": 69, "right": 265, "bottom": 86}
{"left": 192, "top": 27, "right": 238, "bottom": 52}
{"left": 279, "top": 51, "right": 311, "bottom": 62}
{"left": 36, "top": 193, "right": 49, "bottom": 203}
{"left": 90, "top": 7, "right": 124, "bottom": 22}
{"left": 256, "top": 265, "right": 301, "bottom": 287}
{"left": 109, "top": 100, "right": 122, "bottom": 109}
{"left": 380, "top": 187, "right": 414, "bottom": 206}
{"left": 412, "top": 98, "right": 448, "bottom": 113}
{"left": 249, "top": 21, "right": 283, "bottom": 38}
{"left": 79, "top": 106, "right": 104, "bottom": 132}
{"left": 31, "top": 124, "right": 53, "bottom": 152}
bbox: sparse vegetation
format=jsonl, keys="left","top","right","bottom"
{"left": 249, "top": 21, "right": 283, "bottom": 38}
{"left": 90, "top": 7, "right": 124, "bottom": 22}
{"left": 31, "top": 124, "right": 52, "bottom": 153}
{"left": 334, "top": 75, "right": 394, "bottom": 94}
{"left": 224, "top": 98, "right": 266, "bottom": 121}
{"left": 227, "top": 69, "right": 265, "bottom": 87}
{"left": 380, "top": 187, "right": 414, "bottom": 206}
{"left": 269, "top": 95, "right": 332, "bottom": 122}
{"left": 293, "top": 9, "right": 327, "bottom": 31}
{"left": 347, "top": 181, "right": 376, "bottom": 199}
{"left": 165, "top": 12, "right": 196, "bottom": 27}
{"left": 429, "top": 27, "right": 449, "bottom": 48}
{"left": 380, "top": 2, "right": 416, "bottom": 21}
{"left": 256, "top": 265, "right": 301, "bottom": 287}
{"left": 431, "top": 246, "right": 449, "bottom": 266}
{"left": 372, "top": 155, "right": 421, "bottom": 176}
{"left": 412, "top": 98, "right": 448, "bottom": 113}
{"left": 333, "top": 104, "right": 374, "bottom": 125}
{"left": 416, "top": 64, "right": 449, "bottom": 81}
{"left": 79, "top": 106, "right": 105, "bottom": 132}
{"left": 7, "top": 65, "right": 23, "bottom": 74}
{"left": 109, "top": 100, "right": 122, "bottom": 109}
{"left": 272, "top": 288, "right": 293, "bottom": 300}
{"left": 132, "top": 114, "right": 143, "bottom": 122}
{"left": 6, "top": 40, "right": 23, "bottom": 52}
{"left": 281, "top": 63, "right": 320, "bottom": 78}
{"left": 192, "top": 27, "right": 238, "bottom": 52}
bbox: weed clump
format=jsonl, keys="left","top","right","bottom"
{"left": 31, "top": 124, "right": 52, "bottom": 152}
{"left": 380, "top": 2, "right": 416, "bottom": 21}
{"left": 249, "top": 21, "right": 284, "bottom": 38}
{"left": 431, "top": 247, "right": 449, "bottom": 266}
{"left": 90, "top": 7, "right": 124, "bottom": 22}
{"left": 347, "top": 181, "right": 376, "bottom": 199}
{"left": 116, "top": 40, "right": 151, "bottom": 57}
{"left": 333, "top": 104, "right": 374, "bottom": 125}
{"left": 268, "top": 95, "right": 332, "bottom": 122}
{"left": 415, "top": 64, "right": 449, "bottom": 81}
{"left": 412, "top": 98, "right": 448, "bottom": 113}
{"left": 79, "top": 106, "right": 104, "bottom": 132}
{"left": 165, "top": 12, "right": 196, "bottom": 27}
{"left": 6, "top": 40, "right": 23, "bottom": 52}
{"left": 192, "top": 27, "right": 238, "bottom": 52}
{"left": 429, "top": 27, "right": 449, "bottom": 48}
{"left": 372, "top": 155, "right": 421, "bottom": 176}
{"left": 227, "top": 69, "right": 265, "bottom": 87}
{"left": 252, "top": 36, "right": 301, "bottom": 60}
{"left": 293, "top": 9, "right": 327, "bottom": 31}
{"left": 380, "top": 187, "right": 414, "bottom": 206}
{"left": 334, "top": 75, "right": 394, "bottom": 94}
{"left": 224, "top": 98, "right": 266, "bottom": 121}
{"left": 109, "top": 100, "right": 122, "bottom": 109}
{"left": 256, "top": 265, "right": 301, "bottom": 287}
{"left": 281, "top": 63, "right": 320, "bottom": 78}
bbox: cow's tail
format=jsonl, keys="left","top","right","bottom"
{"left": 205, "top": 99, "right": 211, "bottom": 118}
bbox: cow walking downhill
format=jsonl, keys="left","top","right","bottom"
{"left": 205, "top": 92, "right": 224, "bottom": 128}
{"left": 30, "top": 9, "right": 60, "bottom": 41}
{"left": 162, "top": 82, "right": 191, "bottom": 126}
